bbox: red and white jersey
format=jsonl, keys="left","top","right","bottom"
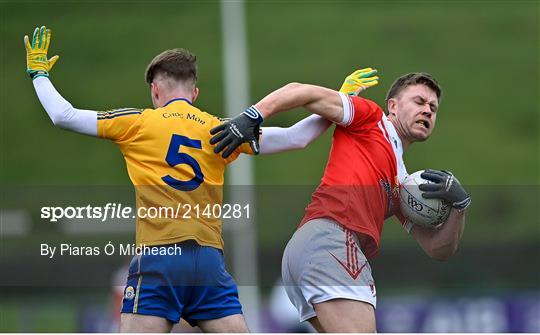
{"left": 300, "top": 94, "right": 408, "bottom": 259}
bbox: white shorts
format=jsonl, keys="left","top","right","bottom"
{"left": 282, "top": 218, "right": 377, "bottom": 322}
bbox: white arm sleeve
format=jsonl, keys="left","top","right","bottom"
{"left": 338, "top": 92, "right": 354, "bottom": 127}
{"left": 32, "top": 77, "right": 98, "bottom": 136}
{"left": 260, "top": 114, "right": 332, "bottom": 154}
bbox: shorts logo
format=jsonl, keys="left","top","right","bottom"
{"left": 368, "top": 280, "right": 377, "bottom": 297}
{"left": 124, "top": 286, "right": 135, "bottom": 300}
{"left": 329, "top": 231, "right": 367, "bottom": 280}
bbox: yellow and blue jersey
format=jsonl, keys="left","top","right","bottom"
{"left": 97, "top": 98, "right": 252, "bottom": 249}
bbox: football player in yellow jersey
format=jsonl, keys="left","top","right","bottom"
{"left": 26, "top": 25, "right": 380, "bottom": 332}
{"left": 26, "top": 25, "right": 255, "bottom": 332}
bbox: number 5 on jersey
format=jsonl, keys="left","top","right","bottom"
{"left": 162, "top": 134, "right": 205, "bottom": 191}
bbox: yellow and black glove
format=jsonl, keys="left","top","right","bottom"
{"left": 339, "top": 68, "right": 379, "bottom": 96}
{"left": 24, "top": 26, "right": 59, "bottom": 79}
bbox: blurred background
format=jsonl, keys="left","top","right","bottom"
{"left": 1, "top": 0, "right": 539, "bottom": 332}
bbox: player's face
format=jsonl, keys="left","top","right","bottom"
{"left": 389, "top": 84, "right": 439, "bottom": 143}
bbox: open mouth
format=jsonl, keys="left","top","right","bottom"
{"left": 415, "top": 120, "right": 430, "bottom": 129}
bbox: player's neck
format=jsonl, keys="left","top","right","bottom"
{"left": 389, "top": 117, "right": 411, "bottom": 152}
{"left": 400, "top": 135, "right": 411, "bottom": 151}
{"left": 158, "top": 94, "right": 192, "bottom": 108}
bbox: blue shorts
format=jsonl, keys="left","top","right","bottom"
{"left": 121, "top": 240, "right": 242, "bottom": 326}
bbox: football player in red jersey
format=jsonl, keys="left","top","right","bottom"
{"left": 210, "top": 72, "right": 471, "bottom": 332}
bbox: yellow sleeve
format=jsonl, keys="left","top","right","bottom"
{"left": 223, "top": 136, "right": 257, "bottom": 164}
{"left": 97, "top": 108, "right": 144, "bottom": 144}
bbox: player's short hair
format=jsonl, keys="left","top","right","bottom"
{"left": 145, "top": 48, "right": 198, "bottom": 88}
{"left": 385, "top": 73, "right": 442, "bottom": 109}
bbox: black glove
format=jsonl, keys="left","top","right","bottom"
{"left": 210, "top": 106, "right": 263, "bottom": 158}
{"left": 419, "top": 169, "right": 471, "bottom": 211}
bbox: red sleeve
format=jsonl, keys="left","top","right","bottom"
{"left": 344, "top": 96, "right": 384, "bottom": 132}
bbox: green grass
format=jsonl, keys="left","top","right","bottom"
{"left": 0, "top": 2, "right": 538, "bottom": 331}
{"left": 247, "top": 1, "right": 539, "bottom": 185}
{"left": 1, "top": 1, "right": 538, "bottom": 186}
{"left": 0, "top": 0, "right": 538, "bottom": 246}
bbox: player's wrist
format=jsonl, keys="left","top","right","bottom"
{"left": 28, "top": 69, "right": 49, "bottom": 80}
{"left": 452, "top": 195, "right": 471, "bottom": 211}
{"left": 448, "top": 175, "right": 470, "bottom": 211}
{"left": 242, "top": 106, "right": 264, "bottom": 125}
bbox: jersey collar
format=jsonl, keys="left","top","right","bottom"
{"left": 164, "top": 98, "right": 192, "bottom": 107}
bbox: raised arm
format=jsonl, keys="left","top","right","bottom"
{"left": 26, "top": 26, "right": 98, "bottom": 136}
{"left": 33, "top": 77, "right": 98, "bottom": 135}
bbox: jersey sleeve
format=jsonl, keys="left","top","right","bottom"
{"left": 223, "top": 139, "right": 256, "bottom": 164}
{"left": 341, "top": 96, "right": 383, "bottom": 132}
{"left": 97, "top": 108, "right": 144, "bottom": 144}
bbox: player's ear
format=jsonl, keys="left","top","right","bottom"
{"left": 387, "top": 98, "right": 398, "bottom": 116}
{"left": 150, "top": 82, "right": 160, "bottom": 107}
{"left": 192, "top": 87, "right": 199, "bottom": 103}
{"left": 152, "top": 82, "right": 160, "bottom": 100}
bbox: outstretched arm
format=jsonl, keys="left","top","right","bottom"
{"left": 209, "top": 85, "right": 346, "bottom": 157}
{"left": 257, "top": 68, "right": 379, "bottom": 122}
{"left": 257, "top": 68, "right": 378, "bottom": 154}
{"left": 210, "top": 68, "right": 379, "bottom": 157}
{"left": 26, "top": 26, "right": 98, "bottom": 136}
{"left": 259, "top": 115, "right": 332, "bottom": 154}
{"left": 256, "top": 83, "right": 344, "bottom": 123}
